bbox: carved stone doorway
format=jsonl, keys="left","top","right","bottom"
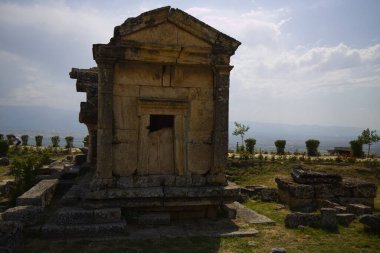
{"left": 146, "top": 115, "right": 175, "bottom": 175}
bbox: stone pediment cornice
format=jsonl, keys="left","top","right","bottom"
{"left": 110, "top": 6, "right": 240, "bottom": 55}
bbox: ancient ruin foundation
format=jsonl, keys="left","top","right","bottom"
{"left": 70, "top": 6, "right": 241, "bottom": 219}
{"left": 276, "top": 167, "right": 377, "bottom": 212}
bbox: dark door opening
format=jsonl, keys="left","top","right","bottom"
{"left": 148, "top": 115, "right": 174, "bottom": 132}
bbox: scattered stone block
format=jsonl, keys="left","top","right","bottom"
{"left": 336, "top": 213, "right": 355, "bottom": 227}
{"left": 275, "top": 177, "right": 314, "bottom": 199}
{"left": 347, "top": 204, "right": 372, "bottom": 216}
{"left": 284, "top": 212, "right": 320, "bottom": 229}
{"left": 321, "top": 200, "right": 340, "bottom": 208}
{"left": 344, "top": 178, "right": 377, "bottom": 198}
{"left": 359, "top": 214, "right": 380, "bottom": 231}
{"left": 291, "top": 167, "right": 342, "bottom": 184}
{"left": 138, "top": 212, "right": 171, "bottom": 225}
{"left": 222, "top": 203, "right": 237, "bottom": 219}
{"left": 260, "top": 187, "right": 278, "bottom": 202}
{"left": 320, "top": 208, "right": 337, "bottom": 229}
{"left": 0, "top": 180, "right": 15, "bottom": 198}
{"left": 17, "top": 179, "right": 58, "bottom": 208}
{"left": 228, "top": 202, "right": 275, "bottom": 224}
{"left": 277, "top": 188, "right": 317, "bottom": 212}
{"left": 334, "top": 206, "right": 347, "bottom": 213}
{"left": 0, "top": 221, "right": 23, "bottom": 253}
{"left": 1, "top": 206, "right": 43, "bottom": 226}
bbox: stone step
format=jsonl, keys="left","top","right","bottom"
{"left": 55, "top": 207, "right": 121, "bottom": 225}
{"left": 138, "top": 212, "right": 171, "bottom": 225}
{"left": 61, "top": 185, "right": 83, "bottom": 205}
{"left": 38, "top": 221, "right": 127, "bottom": 238}
{"left": 17, "top": 179, "right": 58, "bottom": 208}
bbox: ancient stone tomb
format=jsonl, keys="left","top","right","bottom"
{"left": 70, "top": 6, "right": 241, "bottom": 218}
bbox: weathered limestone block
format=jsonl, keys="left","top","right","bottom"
{"left": 113, "top": 143, "right": 138, "bottom": 176}
{"left": 113, "top": 96, "right": 138, "bottom": 129}
{"left": 347, "top": 204, "right": 372, "bottom": 216}
{"left": 284, "top": 212, "right": 320, "bottom": 228}
{"left": 260, "top": 188, "right": 278, "bottom": 202}
{"left": 114, "top": 62, "right": 162, "bottom": 86}
{"left": 86, "top": 187, "right": 164, "bottom": 199}
{"left": 343, "top": 178, "right": 377, "bottom": 198}
{"left": 1, "top": 206, "right": 43, "bottom": 226}
{"left": 187, "top": 143, "right": 211, "bottom": 175}
{"left": 339, "top": 197, "right": 374, "bottom": 208}
{"left": 275, "top": 177, "right": 314, "bottom": 199}
{"left": 320, "top": 208, "right": 337, "bottom": 229}
{"left": 314, "top": 184, "right": 335, "bottom": 199}
{"left": 189, "top": 100, "right": 214, "bottom": 131}
{"left": 0, "top": 221, "right": 23, "bottom": 253}
{"left": 291, "top": 167, "right": 342, "bottom": 184}
{"left": 56, "top": 207, "right": 121, "bottom": 225}
{"left": 336, "top": 213, "right": 355, "bottom": 227}
{"left": 359, "top": 214, "right": 380, "bottom": 231}
{"left": 0, "top": 180, "right": 15, "bottom": 198}
{"left": 16, "top": 179, "right": 58, "bottom": 208}
{"left": 278, "top": 189, "right": 317, "bottom": 212}
{"left": 191, "top": 175, "right": 206, "bottom": 186}
{"left": 138, "top": 212, "right": 170, "bottom": 225}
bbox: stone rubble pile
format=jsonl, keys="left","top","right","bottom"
{"left": 276, "top": 166, "right": 377, "bottom": 212}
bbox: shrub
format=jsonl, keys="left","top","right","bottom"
{"left": 51, "top": 136, "right": 60, "bottom": 147}
{"left": 350, "top": 140, "right": 363, "bottom": 158}
{"left": 35, "top": 135, "right": 43, "bottom": 147}
{"left": 65, "top": 136, "right": 74, "bottom": 149}
{"left": 305, "top": 139, "right": 320, "bottom": 156}
{"left": 274, "top": 140, "right": 286, "bottom": 155}
{"left": 9, "top": 154, "right": 48, "bottom": 205}
{"left": 6, "top": 134, "right": 14, "bottom": 145}
{"left": 0, "top": 134, "right": 4, "bottom": 140}
{"left": 0, "top": 140, "right": 9, "bottom": 157}
{"left": 245, "top": 138, "right": 256, "bottom": 154}
{"left": 21, "top": 135, "right": 29, "bottom": 146}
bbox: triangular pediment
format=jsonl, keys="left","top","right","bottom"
{"left": 113, "top": 6, "right": 240, "bottom": 54}
{"left": 120, "top": 21, "right": 212, "bottom": 48}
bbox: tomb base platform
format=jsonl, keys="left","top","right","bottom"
{"left": 81, "top": 182, "right": 240, "bottom": 220}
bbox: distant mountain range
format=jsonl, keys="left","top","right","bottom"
{"left": 0, "top": 106, "right": 378, "bottom": 154}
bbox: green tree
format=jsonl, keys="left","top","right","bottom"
{"left": 21, "top": 135, "right": 29, "bottom": 146}
{"left": 232, "top": 122, "right": 250, "bottom": 149}
{"left": 305, "top": 139, "right": 320, "bottom": 156}
{"left": 274, "top": 140, "right": 286, "bottom": 155}
{"left": 51, "top": 136, "right": 60, "bottom": 147}
{"left": 35, "top": 135, "right": 43, "bottom": 147}
{"left": 350, "top": 140, "right": 363, "bottom": 158}
{"left": 245, "top": 138, "right": 256, "bottom": 154}
{"left": 65, "top": 136, "right": 74, "bottom": 149}
{"left": 358, "top": 128, "right": 380, "bottom": 157}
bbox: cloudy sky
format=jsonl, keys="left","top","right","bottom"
{"left": 1, "top": 0, "right": 379, "bottom": 129}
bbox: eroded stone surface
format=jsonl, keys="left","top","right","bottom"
{"left": 1, "top": 206, "right": 43, "bottom": 226}
{"left": 291, "top": 167, "right": 342, "bottom": 184}
{"left": 17, "top": 179, "right": 58, "bottom": 208}
{"left": 284, "top": 212, "right": 320, "bottom": 228}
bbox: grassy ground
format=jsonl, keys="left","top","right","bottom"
{"left": 20, "top": 161, "right": 380, "bottom": 253}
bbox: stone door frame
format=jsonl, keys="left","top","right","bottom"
{"left": 137, "top": 98, "right": 188, "bottom": 176}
